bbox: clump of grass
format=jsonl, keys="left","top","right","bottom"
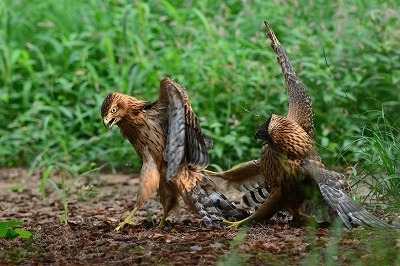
{"left": 349, "top": 111, "right": 400, "bottom": 210}
{"left": 39, "top": 164, "right": 102, "bottom": 224}
{"left": 302, "top": 225, "right": 400, "bottom": 265}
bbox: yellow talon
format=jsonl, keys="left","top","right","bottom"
{"left": 158, "top": 220, "right": 165, "bottom": 229}
{"left": 222, "top": 220, "right": 242, "bottom": 229}
{"left": 158, "top": 214, "right": 166, "bottom": 228}
{"left": 115, "top": 207, "right": 139, "bottom": 231}
{"left": 203, "top": 169, "right": 218, "bottom": 176}
{"left": 115, "top": 219, "right": 138, "bottom": 231}
{"left": 222, "top": 218, "right": 254, "bottom": 229}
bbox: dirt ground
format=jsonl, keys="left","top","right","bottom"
{"left": 1, "top": 168, "right": 399, "bottom": 265}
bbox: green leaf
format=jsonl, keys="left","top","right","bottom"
{"left": 60, "top": 213, "right": 67, "bottom": 224}
{"left": 5, "top": 229, "right": 18, "bottom": 240}
{"left": 192, "top": 8, "right": 212, "bottom": 36}
{"left": 0, "top": 227, "right": 7, "bottom": 237}
{"left": 46, "top": 178, "right": 61, "bottom": 195}
{"left": 209, "top": 163, "right": 223, "bottom": 172}
{"left": 0, "top": 221, "right": 23, "bottom": 228}
{"left": 159, "top": 0, "right": 180, "bottom": 23}
{"left": 40, "top": 166, "right": 53, "bottom": 199}
{"left": 8, "top": 185, "right": 26, "bottom": 193}
{"left": 14, "top": 229, "right": 32, "bottom": 239}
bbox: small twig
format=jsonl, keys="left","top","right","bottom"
{"left": 322, "top": 45, "right": 363, "bottom": 122}
{"left": 240, "top": 104, "right": 266, "bottom": 121}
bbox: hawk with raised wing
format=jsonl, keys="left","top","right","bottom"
{"left": 208, "top": 21, "right": 394, "bottom": 229}
{"left": 101, "top": 78, "right": 247, "bottom": 230}
{"left": 251, "top": 114, "right": 394, "bottom": 229}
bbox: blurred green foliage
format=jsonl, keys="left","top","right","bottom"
{"left": 0, "top": 0, "right": 399, "bottom": 178}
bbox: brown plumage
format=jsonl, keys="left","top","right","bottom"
{"left": 253, "top": 115, "right": 394, "bottom": 229}
{"left": 301, "top": 159, "right": 394, "bottom": 229}
{"left": 101, "top": 77, "right": 247, "bottom": 230}
{"left": 209, "top": 21, "right": 394, "bottom": 229}
{"left": 206, "top": 20, "right": 314, "bottom": 187}
{"left": 206, "top": 20, "right": 316, "bottom": 215}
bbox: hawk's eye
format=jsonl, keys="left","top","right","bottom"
{"left": 111, "top": 107, "right": 116, "bottom": 114}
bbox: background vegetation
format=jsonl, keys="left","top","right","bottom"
{"left": 0, "top": 1, "right": 399, "bottom": 207}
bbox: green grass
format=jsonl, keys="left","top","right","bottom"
{"left": 301, "top": 226, "right": 400, "bottom": 265}
{"left": 348, "top": 111, "right": 400, "bottom": 210}
{"left": 0, "top": 1, "right": 399, "bottom": 205}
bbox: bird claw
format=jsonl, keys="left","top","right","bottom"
{"left": 222, "top": 220, "right": 242, "bottom": 229}
{"left": 115, "top": 219, "right": 138, "bottom": 231}
{"left": 157, "top": 220, "right": 166, "bottom": 229}
{"left": 203, "top": 169, "right": 218, "bottom": 176}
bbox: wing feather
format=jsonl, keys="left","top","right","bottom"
{"left": 264, "top": 21, "right": 314, "bottom": 137}
{"left": 302, "top": 159, "right": 392, "bottom": 229}
{"left": 160, "top": 78, "right": 210, "bottom": 181}
{"left": 183, "top": 91, "right": 210, "bottom": 169}
{"left": 163, "top": 79, "right": 186, "bottom": 181}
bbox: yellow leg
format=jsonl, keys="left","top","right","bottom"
{"left": 158, "top": 212, "right": 168, "bottom": 228}
{"left": 223, "top": 190, "right": 282, "bottom": 229}
{"left": 203, "top": 161, "right": 261, "bottom": 182}
{"left": 115, "top": 206, "right": 139, "bottom": 231}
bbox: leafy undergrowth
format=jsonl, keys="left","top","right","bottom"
{"left": 1, "top": 168, "right": 399, "bottom": 265}
{"left": 1, "top": 0, "right": 400, "bottom": 172}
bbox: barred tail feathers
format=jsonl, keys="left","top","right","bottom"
{"left": 240, "top": 184, "right": 291, "bottom": 223}
{"left": 209, "top": 192, "right": 249, "bottom": 221}
{"left": 187, "top": 184, "right": 225, "bottom": 227}
{"left": 185, "top": 174, "right": 250, "bottom": 226}
{"left": 240, "top": 184, "right": 270, "bottom": 210}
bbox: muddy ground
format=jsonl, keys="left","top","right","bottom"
{"left": 0, "top": 168, "right": 399, "bottom": 265}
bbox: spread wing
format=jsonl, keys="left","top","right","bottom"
{"left": 158, "top": 78, "right": 211, "bottom": 181}
{"left": 301, "top": 159, "right": 392, "bottom": 229}
{"left": 265, "top": 21, "right": 314, "bottom": 137}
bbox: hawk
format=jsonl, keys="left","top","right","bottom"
{"left": 207, "top": 21, "right": 394, "bottom": 229}
{"left": 252, "top": 114, "right": 394, "bottom": 229}
{"left": 101, "top": 78, "right": 247, "bottom": 230}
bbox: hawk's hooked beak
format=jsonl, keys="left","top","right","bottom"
{"left": 254, "top": 116, "right": 272, "bottom": 143}
{"left": 254, "top": 122, "right": 268, "bottom": 141}
{"left": 103, "top": 116, "right": 117, "bottom": 130}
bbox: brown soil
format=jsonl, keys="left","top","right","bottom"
{"left": 0, "top": 168, "right": 399, "bottom": 265}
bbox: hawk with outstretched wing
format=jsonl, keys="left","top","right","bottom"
{"left": 208, "top": 22, "right": 394, "bottom": 230}
{"left": 101, "top": 78, "right": 247, "bottom": 230}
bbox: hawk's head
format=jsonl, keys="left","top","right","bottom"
{"left": 101, "top": 92, "right": 154, "bottom": 130}
{"left": 254, "top": 116, "right": 272, "bottom": 144}
{"left": 101, "top": 92, "right": 128, "bottom": 130}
